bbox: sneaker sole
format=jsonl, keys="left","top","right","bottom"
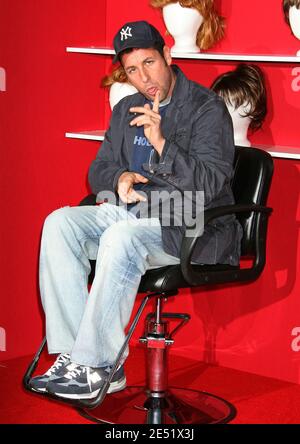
{"left": 29, "top": 372, "right": 72, "bottom": 394}
{"left": 107, "top": 376, "right": 127, "bottom": 394}
{"left": 30, "top": 386, "right": 47, "bottom": 393}
{"left": 50, "top": 376, "right": 127, "bottom": 400}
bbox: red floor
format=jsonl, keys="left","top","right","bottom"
{"left": 1, "top": 346, "right": 300, "bottom": 424}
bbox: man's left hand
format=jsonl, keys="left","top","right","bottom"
{"left": 129, "top": 90, "right": 165, "bottom": 156}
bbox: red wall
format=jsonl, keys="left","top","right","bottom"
{"left": 1, "top": 0, "right": 300, "bottom": 385}
{"left": 0, "top": 0, "right": 107, "bottom": 360}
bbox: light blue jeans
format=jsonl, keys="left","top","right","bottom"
{"left": 39, "top": 203, "right": 180, "bottom": 368}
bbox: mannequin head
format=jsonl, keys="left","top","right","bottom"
{"left": 225, "top": 103, "right": 252, "bottom": 147}
{"left": 150, "top": 0, "right": 225, "bottom": 50}
{"left": 211, "top": 64, "right": 267, "bottom": 147}
{"left": 162, "top": 3, "right": 203, "bottom": 52}
{"left": 283, "top": 0, "right": 300, "bottom": 54}
{"left": 102, "top": 66, "right": 138, "bottom": 110}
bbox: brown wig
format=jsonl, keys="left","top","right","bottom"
{"left": 211, "top": 64, "right": 267, "bottom": 132}
{"left": 150, "top": 0, "right": 225, "bottom": 50}
{"left": 283, "top": 0, "right": 300, "bottom": 25}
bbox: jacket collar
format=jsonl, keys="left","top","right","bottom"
{"left": 161, "top": 65, "right": 190, "bottom": 140}
{"left": 167, "top": 65, "right": 191, "bottom": 108}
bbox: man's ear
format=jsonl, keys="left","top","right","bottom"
{"left": 163, "top": 46, "right": 172, "bottom": 66}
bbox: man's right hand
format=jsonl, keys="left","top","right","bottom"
{"left": 117, "top": 172, "right": 149, "bottom": 204}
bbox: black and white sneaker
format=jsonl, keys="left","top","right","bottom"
{"left": 46, "top": 363, "right": 126, "bottom": 399}
{"left": 29, "top": 353, "right": 74, "bottom": 393}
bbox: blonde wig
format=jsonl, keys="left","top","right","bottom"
{"left": 102, "top": 65, "right": 127, "bottom": 87}
{"left": 283, "top": 0, "right": 300, "bottom": 25}
{"left": 150, "top": 0, "right": 225, "bottom": 50}
{"left": 211, "top": 64, "right": 267, "bottom": 132}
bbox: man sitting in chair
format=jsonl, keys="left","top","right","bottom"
{"left": 29, "top": 21, "right": 243, "bottom": 400}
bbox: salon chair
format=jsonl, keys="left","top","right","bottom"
{"left": 24, "top": 146, "right": 273, "bottom": 424}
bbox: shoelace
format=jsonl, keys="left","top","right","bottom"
{"left": 64, "top": 365, "right": 89, "bottom": 380}
{"left": 64, "top": 363, "right": 121, "bottom": 381}
{"left": 45, "top": 353, "right": 70, "bottom": 376}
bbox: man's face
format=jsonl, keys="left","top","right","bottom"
{"left": 121, "top": 47, "right": 176, "bottom": 102}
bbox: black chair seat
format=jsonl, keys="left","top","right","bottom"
{"left": 138, "top": 263, "right": 240, "bottom": 293}
{"left": 88, "top": 259, "right": 239, "bottom": 293}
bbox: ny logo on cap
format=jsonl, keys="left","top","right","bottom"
{"left": 120, "top": 26, "right": 132, "bottom": 41}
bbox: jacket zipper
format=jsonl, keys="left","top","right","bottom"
{"left": 149, "top": 148, "right": 155, "bottom": 174}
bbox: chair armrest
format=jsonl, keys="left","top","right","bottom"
{"left": 180, "top": 204, "right": 272, "bottom": 285}
{"left": 203, "top": 204, "right": 272, "bottom": 225}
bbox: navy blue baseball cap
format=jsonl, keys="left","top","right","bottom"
{"left": 113, "top": 20, "right": 165, "bottom": 63}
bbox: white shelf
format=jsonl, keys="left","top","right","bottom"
{"left": 65, "top": 131, "right": 300, "bottom": 160}
{"left": 254, "top": 144, "right": 300, "bottom": 160}
{"left": 67, "top": 47, "right": 115, "bottom": 55}
{"left": 171, "top": 53, "right": 300, "bottom": 63}
{"left": 65, "top": 130, "right": 105, "bottom": 141}
{"left": 66, "top": 47, "right": 300, "bottom": 63}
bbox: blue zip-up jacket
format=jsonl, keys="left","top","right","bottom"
{"left": 88, "top": 66, "right": 243, "bottom": 265}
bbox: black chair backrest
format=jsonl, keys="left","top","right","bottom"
{"left": 231, "top": 146, "right": 274, "bottom": 256}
